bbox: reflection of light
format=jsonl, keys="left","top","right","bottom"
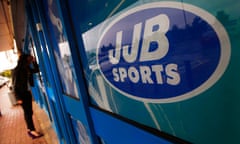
{"left": 13, "top": 39, "right": 18, "bottom": 54}
{"left": 58, "top": 41, "right": 71, "bottom": 58}
{"left": 0, "top": 49, "right": 18, "bottom": 72}
{"left": 76, "top": 120, "right": 91, "bottom": 144}
{"left": 88, "top": 22, "right": 93, "bottom": 26}
{"left": 107, "top": 0, "right": 125, "bottom": 18}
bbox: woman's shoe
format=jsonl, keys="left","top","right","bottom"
{"left": 27, "top": 131, "right": 44, "bottom": 139}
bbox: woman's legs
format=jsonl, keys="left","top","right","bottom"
{"left": 21, "top": 99, "right": 35, "bottom": 131}
{"left": 16, "top": 90, "right": 43, "bottom": 138}
{"left": 21, "top": 91, "right": 43, "bottom": 138}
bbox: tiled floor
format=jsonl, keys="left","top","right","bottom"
{"left": 0, "top": 85, "right": 58, "bottom": 144}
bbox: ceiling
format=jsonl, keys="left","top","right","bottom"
{"left": 0, "top": 0, "right": 26, "bottom": 52}
{"left": 0, "top": 0, "right": 13, "bottom": 52}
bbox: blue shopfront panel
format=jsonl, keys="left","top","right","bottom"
{"left": 67, "top": 0, "right": 240, "bottom": 144}
{"left": 37, "top": 0, "right": 100, "bottom": 143}
{"left": 25, "top": 0, "right": 83, "bottom": 143}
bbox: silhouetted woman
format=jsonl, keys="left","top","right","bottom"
{"left": 12, "top": 54, "right": 43, "bottom": 139}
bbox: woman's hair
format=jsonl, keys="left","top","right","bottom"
{"left": 15, "top": 54, "right": 31, "bottom": 70}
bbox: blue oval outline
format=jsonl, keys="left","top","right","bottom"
{"left": 96, "top": 2, "right": 231, "bottom": 103}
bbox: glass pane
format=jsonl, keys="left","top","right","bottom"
{"left": 79, "top": 0, "right": 239, "bottom": 143}
{"left": 43, "top": 0, "right": 80, "bottom": 99}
